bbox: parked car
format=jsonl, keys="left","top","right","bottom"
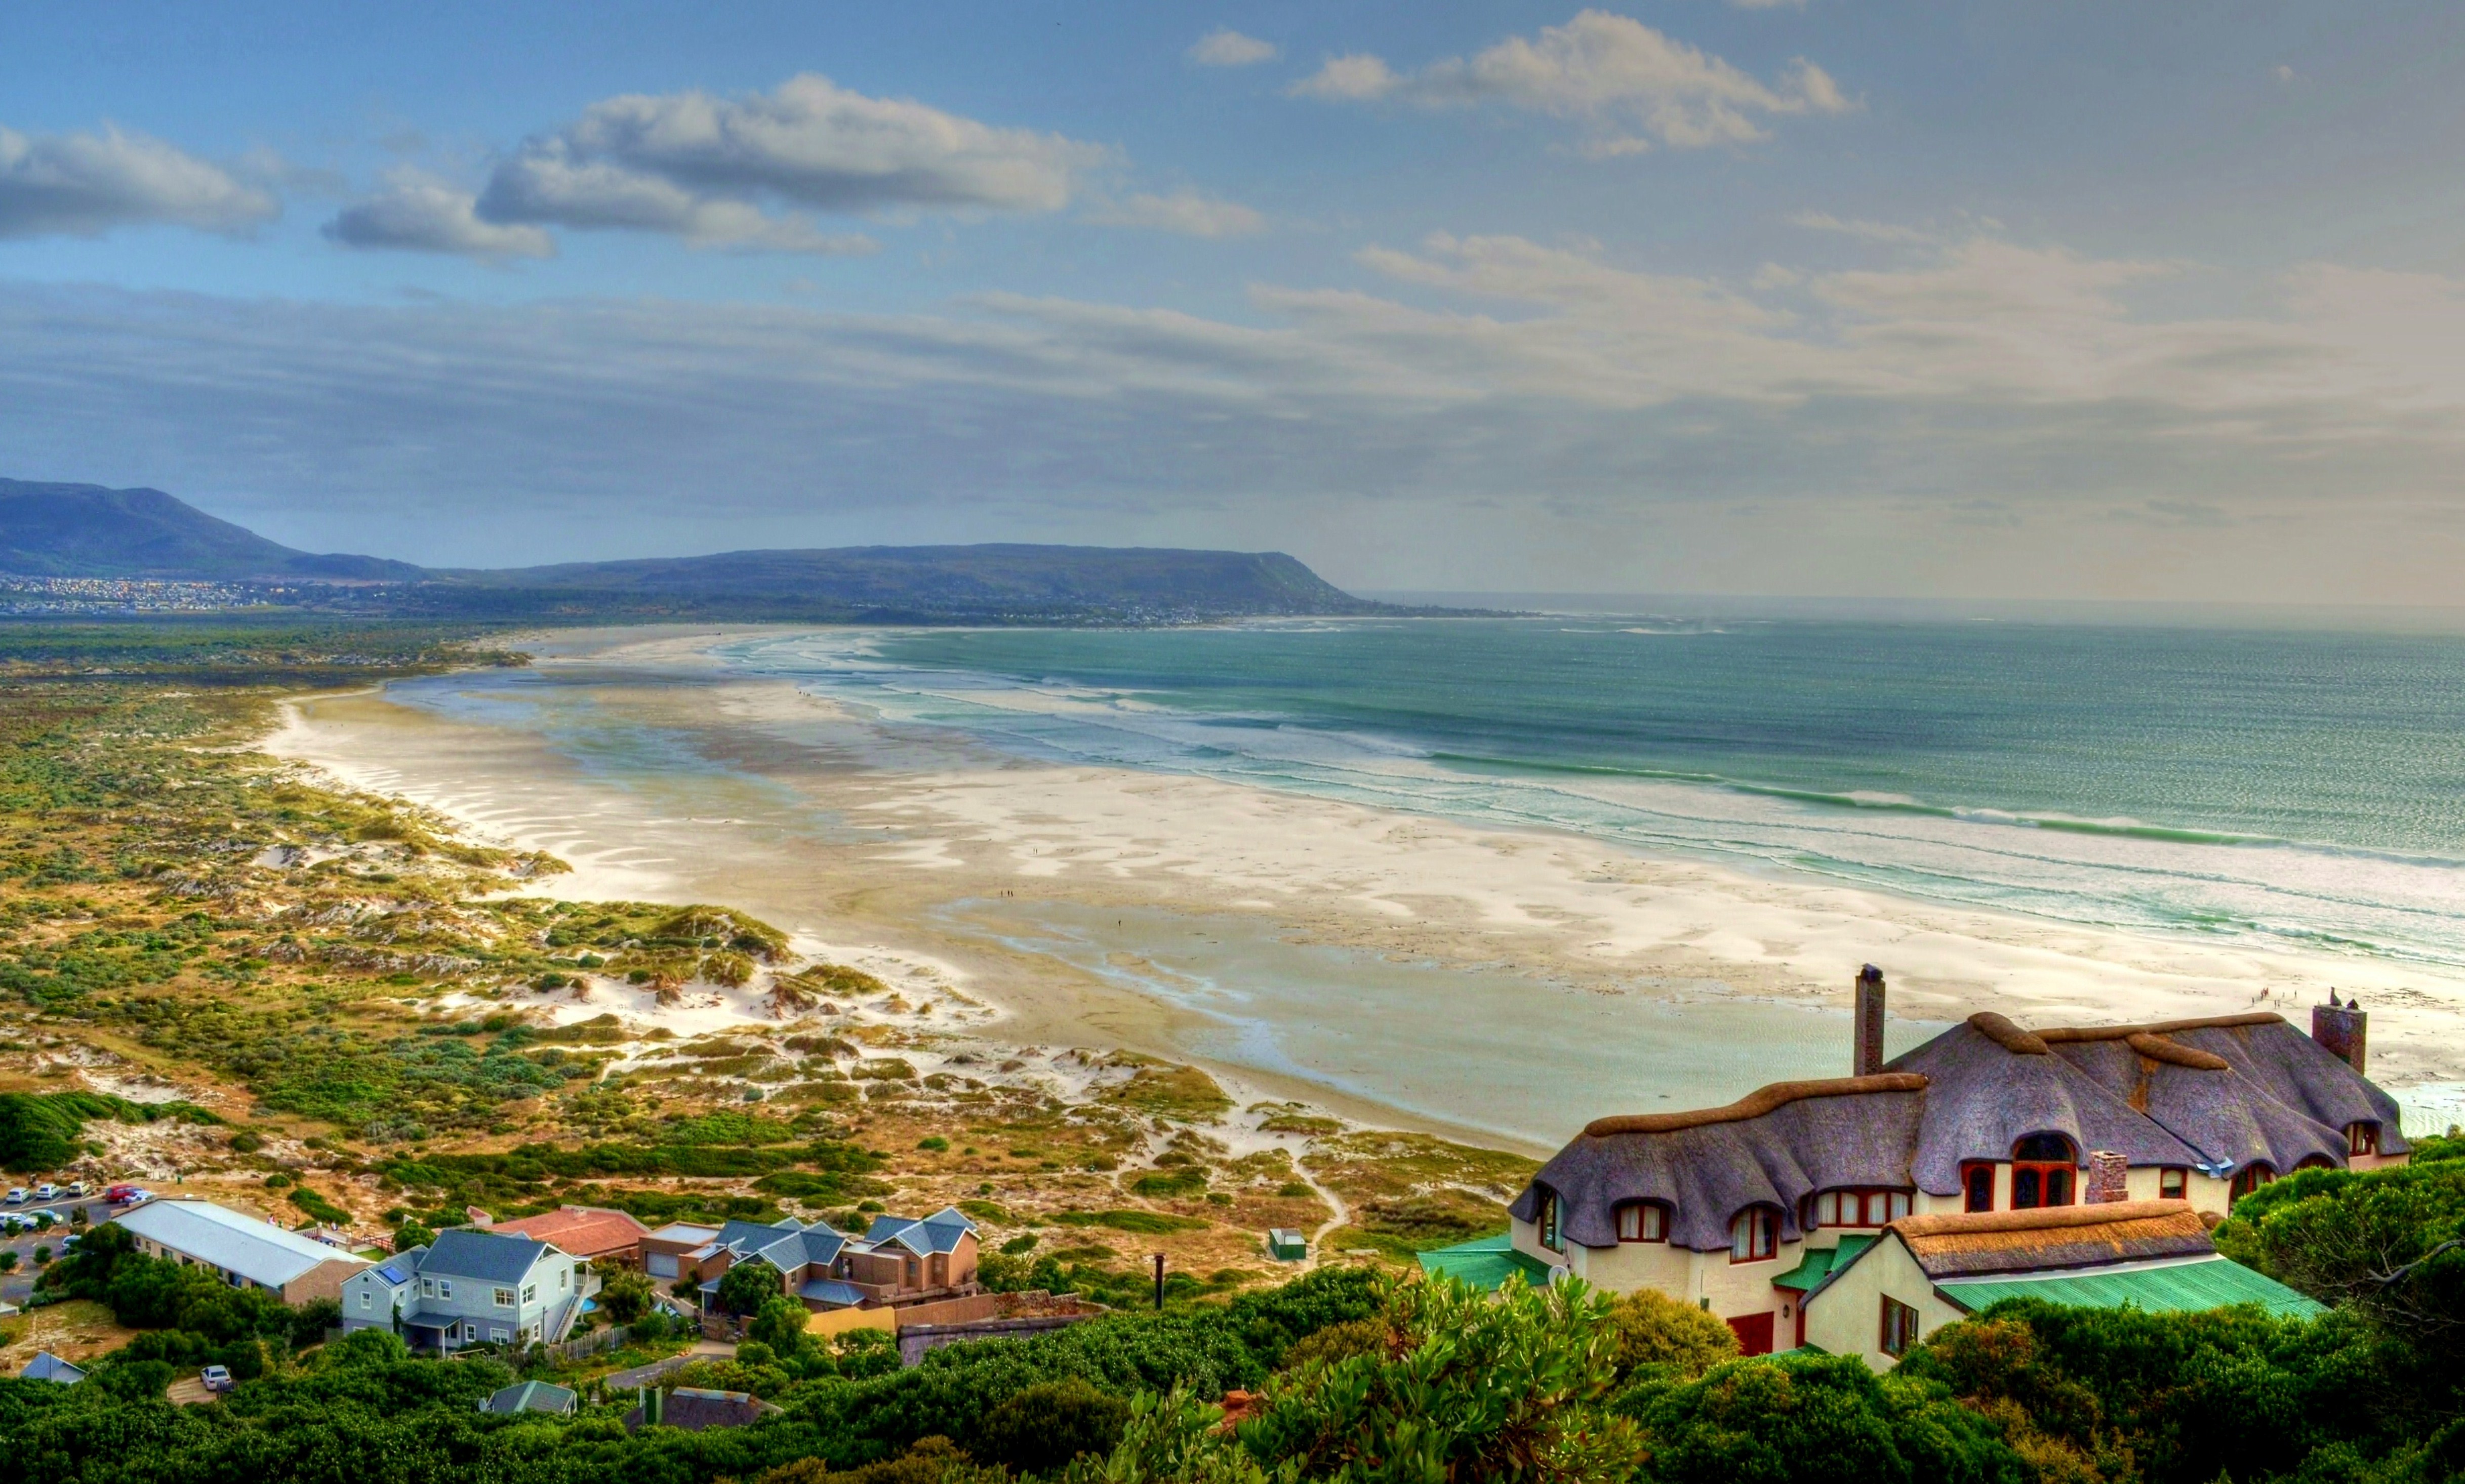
{"left": 33, "top": 1184, "right": 57, "bottom": 1201}
{"left": 63, "top": 1181, "right": 88, "bottom": 1198}
{"left": 4, "top": 1188, "right": 24, "bottom": 1205}
{"left": 200, "top": 1365, "right": 232, "bottom": 1393}
{"left": 104, "top": 1184, "right": 139, "bottom": 1205}
{"left": 0, "top": 1212, "right": 27, "bottom": 1233}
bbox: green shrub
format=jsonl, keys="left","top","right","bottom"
{"left": 972, "top": 1377, "right": 1130, "bottom": 1472}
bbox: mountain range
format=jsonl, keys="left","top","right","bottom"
{"left": 0, "top": 479, "right": 1389, "bottom": 622}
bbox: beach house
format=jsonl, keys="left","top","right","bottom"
{"left": 1487, "top": 968, "right": 2406, "bottom": 1361}
{"left": 111, "top": 1198, "right": 371, "bottom": 1304}
{"left": 339, "top": 1227, "right": 596, "bottom": 1351}
{"left": 672, "top": 1207, "right": 980, "bottom": 1312}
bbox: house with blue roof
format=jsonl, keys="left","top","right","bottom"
{"left": 677, "top": 1206, "right": 979, "bottom": 1313}
{"left": 338, "top": 1227, "right": 598, "bottom": 1351}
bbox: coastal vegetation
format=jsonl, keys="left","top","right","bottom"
{"left": 3, "top": 620, "right": 2460, "bottom": 1481}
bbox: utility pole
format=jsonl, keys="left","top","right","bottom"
{"left": 1152, "top": 1252, "right": 1165, "bottom": 1311}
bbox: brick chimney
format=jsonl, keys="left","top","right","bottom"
{"left": 1854, "top": 964, "right": 1887, "bottom": 1077}
{"left": 2312, "top": 997, "right": 2367, "bottom": 1075}
{"left": 2086, "top": 1150, "right": 2130, "bottom": 1204}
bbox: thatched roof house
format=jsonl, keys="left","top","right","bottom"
{"left": 1491, "top": 972, "right": 2405, "bottom": 1365}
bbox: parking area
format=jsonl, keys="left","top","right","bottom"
{"left": 1, "top": 1192, "right": 126, "bottom": 1310}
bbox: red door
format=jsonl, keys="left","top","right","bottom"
{"left": 1727, "top": 1312, "right": 1775, "bottom": 1356}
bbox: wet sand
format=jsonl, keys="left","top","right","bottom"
{"left": 265, "top": 626, "right": 2465, "bottom": 1147}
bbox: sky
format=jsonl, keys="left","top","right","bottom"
{"left": 6, "top": 2, "right": 2465, "bottom": 602}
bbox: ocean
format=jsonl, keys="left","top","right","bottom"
{"left": 714, "top": 616, "right": 2465, "bottom": 974}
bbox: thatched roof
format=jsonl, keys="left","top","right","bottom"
{"left": 1884, "top": 1198, "right": 2215, "bottom": 1279}
{"left": 1515, "top": 1007, "right": 2409, "bottom": 1253}
{"left": 1512, "top": 1077, "right": 1929, "bottom": 1252}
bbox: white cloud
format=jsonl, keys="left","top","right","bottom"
{"left": 1086, "top": 189, "right": 1265, "bottom": 237}
{"left": 1289, "top": 55, "right": 1403, "bottom": 101}
{"left": 476, "top": 149, "right": 877, "bottom": 253}
{"left": 1292, "top": 11, "right": 1850, "bottom": 152}
{"left": 0, "top": 121, "right": 279, "bottom": 238}
{"left": 486, "top": 74, "right": 1101, "bottom": 230}
{"left": 1789, "top": 211, "right": 1935, "bottom": 244}
{"left": 325, "top": 171, "right": 554, "bottom": 259}
{"left": 1190, "top": 29, "right": 1277, "bottom": 67}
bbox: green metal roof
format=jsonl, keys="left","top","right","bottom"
{"left": 1937, "top": 1256, "right": 2324, "bottom": 1320}
{"left": 1417, "top": 1232, "right": 1556, "bottom": 1292}
{"left": 1772, "top": 1234, "right": 1877, "bottom": 1292}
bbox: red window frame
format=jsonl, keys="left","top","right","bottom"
{"left": 2158, "top": 1167, "right": 2188, "bottom": 1201}
{"left": 2229, "top": 1162, "right": 2275, "bottom": 1202}
{"left": 1614, "top": 1202, "right": 1669, "bottom": 1242}
{"left": 1961, "top": 1161, "right": 1995, "bottom": 1213}
{"left": 1879, "top": 1295, "right": 1920, "bottom": 1358}
{"left": 1729, "top": 1206, "right": 1779, "bottom": 1264}
{"left": 2347, "top": 1122, "right": 2379, "bottom": 1157}
{"left": 1810, "top": 1188, "right": 1914, "bottom": 1228}
{"left": 2009, "top": 1133, "right": 2078, "bottom": 1210}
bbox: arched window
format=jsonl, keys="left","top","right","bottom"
{"left": 2230, "top": 1162, "right": 2275, "bottom": 1202}
{"left": 2010, "top": 1133, "right": 2078, "bottom": 1210}
{"left": 1962, "top": 1162, "right": 1995, "bottom": 1213}
{"left": 2295, "top": 1154, "right": 2335, "bottom": 1172}
{"left": 1536, "top": 1188, "right": 1562, "bottom": 1253}
{"left": 1614, "top": 1202, "right": 1669, "bottom": 1242}
{"left": 2159, "top": 1167, "right": 2188, "bottom": 1201}
{"left": 1729, "top": 1206, "right": 1779, "bottom": 1264}
{"left": 1811, "top": 1188, "right": 1912, "bottom": 1228}
{"left": 2347, "top": 1122, "right": 2380, "bottom": 1157}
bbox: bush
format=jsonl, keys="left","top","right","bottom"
{"left": 717, "top": 1257, "right": 784, "bottom": 1316}
{"left": 750, "top": 1294, "right": 814, "bottom": 1354}
{"left": 973, "top": 1377, "right": 1130, "bottom": 1473}
{"left": 598, "top": 1266, "right": 656, "bottom": 1326}
{"left": 1607, "top": 1288, "right": 1740, "bottom": 1380}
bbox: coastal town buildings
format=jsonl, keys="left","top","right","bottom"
{"left": 110, "top": 1198, "right": 371, "bottom": 1305}
{"left": 479, "top": 1205, "right": 650, "bottom": 1266}
{"left": 339, "top": 1228, "right": 596, "bottom": 1351}
{"left": 661, "top": 1207, "right": 981, "bottom": 1313}
{"left": 1489, "top": 969, "right": 2406, "bottom": 1364}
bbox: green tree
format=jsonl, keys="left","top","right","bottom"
{"left": 749, "top": 1293, "right": 814, "bottom": 1355}
{"left": 974, "top": 1377, "right": 1133, "bottom": 1473}
{"left": 717, "top": 1257, "right": 783, "bottom": 1316}
{"left": 2215, "top": 1158, "right": 2465, "bottom": 1347}
{"left": 1605, "top": 1288, "right": 1739, "bottom": 1380}
{"left": 598, "top": 1266, "right": 656, "bottom": 1326}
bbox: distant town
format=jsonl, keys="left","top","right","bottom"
{"left": 0, "top": 575, "right": 399, "bottom": 616}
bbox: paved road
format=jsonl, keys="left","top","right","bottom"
{"left": 2, "top": 1197, "right": 133, "bottom": 1309}
{"left": 603, "top": 1340, "right": 734, "bottom": 1391}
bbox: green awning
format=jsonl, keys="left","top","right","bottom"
{"left": 1937, "top": 1256, "right": 2324, "bottom": 1320}
{"left": 1772, "top": 1234, "right": 1877, "bottom": 1293}
{"left": 1417, "top": 1232, "right": 1557, "bottom": 1292}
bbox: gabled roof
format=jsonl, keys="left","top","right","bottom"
{"left": 481, "top": 1379, "right": 579, "bottom": 1415}
{"left": 21, "top": 1351, "right": 87, "bottom": 1383}
{"left": 424, "top": 1227, "right": 557, "bottom": 1285}
{"left": 112, "top": 1199, "right": 370, "bottom": 1289}
{"left": 488, "top": 1206, "right": 649, "bottom": 1258}
{"left": 798, "top": 1277, "right": 866, "bottom": 1307}
{"left": 862, "top": 1206, "right": 976, "bottom": 1256}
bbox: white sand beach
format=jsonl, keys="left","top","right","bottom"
{"left": 265, "top": 627, "right": 2465, "bottom": 1149}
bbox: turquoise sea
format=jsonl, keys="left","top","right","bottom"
{"left": 709, "top": 616, "right": 2465, "bottom": 973}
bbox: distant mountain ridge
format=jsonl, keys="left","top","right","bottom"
{"left": 0, "top": 478, "right": 1395, "bottom": 622}
{"left": 0, "top": 479, "right": 420, "bottom": 582}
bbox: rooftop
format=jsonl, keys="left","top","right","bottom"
{"left": 480, "top": 1379, "right": 579, "bottom": 1415}
{"left": 424, "top": 1227, "right": 557, "bottom": 1285}
{"left": 113, "top": 1199, "right": 370, "bottom": 1289}
{"left": 488, "top": 1206, "right": 648, "bottom": 1257}
{"left": 1416, "top": 1232, "right": 1557, "bottom": 1293}
{"left": 1890, "top": 1199, "right": 2218, "bottom": 1280}
{"left": 1937, "top": 1254, "right": 2324, "bottom": 1320}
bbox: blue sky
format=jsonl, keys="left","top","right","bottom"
{"left": 6, "top": 2, "right": 2465, "bottom": 601}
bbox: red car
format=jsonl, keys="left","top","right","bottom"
{"left": 104, "top": 1184, "right": 141, "bottom": 1205}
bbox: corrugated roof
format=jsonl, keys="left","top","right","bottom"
{"left": 425, "top": 1227, "right": 555, "bottom": 1285}
{"left": 1416, "top": 1232, "right": 1556, "bottom": 1292}
{"left": 481, "top": 1380, "right": 578, "bottom": 1415}
{"left": 113, "top": 1200, "right": 369, "bottom": 1289}
{"left": 1938, "top": 1255, "right": 2324, "bottom": 1319}
{"left": 1773, "top": 1233, "right": 1876, "bottom": 1292}
{"left": 645, "top": 1223, "right": 721, "bottom": 1243}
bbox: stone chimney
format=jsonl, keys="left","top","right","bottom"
{"left": 2312, "top": 997, "right": 2367, "bottom": 1075}
{"left": 2086, "top": 1150, "right": 2130, "bottom": 1204}
{"left": 1854, "top": 964, "right": 1887, "bottom": 1077}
